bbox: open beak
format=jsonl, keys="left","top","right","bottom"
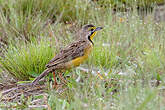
{"left": 94, "top": 27, "right": 103, "bottom": 31}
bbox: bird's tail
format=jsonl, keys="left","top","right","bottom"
{"left": 32, "top": 68, "right": 52, "bottom": 85}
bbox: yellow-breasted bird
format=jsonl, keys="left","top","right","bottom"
{"left": 31, "top": 24, "right": 103, "bottom": 87}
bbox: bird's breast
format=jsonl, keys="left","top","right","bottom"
{"left": 66, "top": 44, "right": 93, "bottom": 68}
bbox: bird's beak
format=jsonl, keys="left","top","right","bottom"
{"left": 94, "top": 27, "right": 103, "bottom": 31}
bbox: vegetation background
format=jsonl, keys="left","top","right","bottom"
{"left": 0, "top": 0, "right": 165, "bottom": 109}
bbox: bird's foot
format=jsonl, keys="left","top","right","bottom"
{"left": 52, "top": 83, "right": 63, "bottom": 90}
{"left": 59, "top": 72, "right": 68, "bottom": 85}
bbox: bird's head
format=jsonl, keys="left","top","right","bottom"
{"left": 78, "top": 24, "right": 103, "bottom": 44}
{"left": 82, "top": 24, "right": 103, "bottom": 41}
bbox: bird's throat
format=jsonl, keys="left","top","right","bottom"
{"left": 88, "top": 31, "right": 96, "bottom": 45}
{"left": 88, "top": 35, "right": 94, "bottom": 45}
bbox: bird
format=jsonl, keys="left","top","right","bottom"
{"left": 30, "top": 24, "right": 103, "bottom": 87}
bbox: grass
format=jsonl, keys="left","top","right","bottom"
{"left": 0, "top": 39, "right": 55, "bottom": 80}
{"left": 1, "top": 0, "right": 165, "bottom": 109}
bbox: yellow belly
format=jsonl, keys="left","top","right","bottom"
{"left": 66, "top": 45, "right": 93, "bottom": 68}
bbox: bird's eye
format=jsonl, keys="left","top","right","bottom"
{"left": 90, "top": 29, "right": 94, "bottom": 31}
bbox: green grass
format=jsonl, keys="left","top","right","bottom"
{"left": 1, "top": 0, "right": 165, "bottom": 109}
{"left": 0, "top": 39, "right": 55, "bottom": 80}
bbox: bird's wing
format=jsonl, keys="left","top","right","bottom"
{"left": 46, "top": 40, "right": 87, "bottom": 68}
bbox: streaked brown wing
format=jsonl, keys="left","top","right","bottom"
{"left": 46, "top": 40, "right": 86, "bottom": 68}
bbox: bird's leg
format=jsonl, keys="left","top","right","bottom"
{"left": 53, "top": 72, "right": 58, "bottom": 89}
{"left": 59, "top": 72, "right": 67, "bottom": 85}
